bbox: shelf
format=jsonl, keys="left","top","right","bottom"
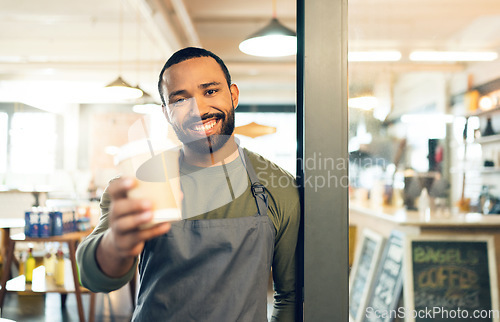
{"left": 0, "top": 229, "right": 95, "bottom": 322}
{"left": 478, "top": 167, "right": 500, "bottom": 173}
{"left": 450, "top": 167, "right": 500, "bottom": 174}
{"left": 1, "top": 260, "right": 91, "bottom": 294}
{"left": 470, "top": 105, "right": 500, "bottom": 117}
{"left": 10, "top": 230, "right": 91, "bottom": 243}
{"left": 474, "top": 134, "right": 500, "bottom": 144}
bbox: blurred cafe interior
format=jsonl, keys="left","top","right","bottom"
{"left": 2, "top": 0, "right": 500, "bottom": 320}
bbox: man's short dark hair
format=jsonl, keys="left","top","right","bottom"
{"left": 158, "top": 47, "right": 232, "bottom": 106}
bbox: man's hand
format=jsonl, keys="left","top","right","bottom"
{"left": 96, "top": 177, "right": 172, "bottom": 278}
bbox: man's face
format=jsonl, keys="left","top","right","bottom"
{"left": 161, "top": 57, "right": 239, "bottom": 154}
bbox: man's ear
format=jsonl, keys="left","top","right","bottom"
{"left": 162, "top": 104, "right": 171, "bottom": 123}
{"left": 230, "top": 83, "right": 239, "bottom": 109}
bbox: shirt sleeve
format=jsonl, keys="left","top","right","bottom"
{"left": 76, "top": 187, "right": 137, "bottom": 293}
{"left": 270, "top": 194, "right": 300, "bottom": 321}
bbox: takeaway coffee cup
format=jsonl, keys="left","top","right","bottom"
{"left": 117, "top": 141, "right": 182, "bottom": 227}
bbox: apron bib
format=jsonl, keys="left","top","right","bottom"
{"left": 132, "top": 148, "right": 275, "bottom": 322}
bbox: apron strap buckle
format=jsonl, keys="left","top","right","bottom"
{"left": 251, "top": 182, "right": 265, "bottom": 196}
{"left": 251, "top": 182, "right": 268, "bottom": 208}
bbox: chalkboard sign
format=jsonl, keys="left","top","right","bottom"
{"left": 363, "top": 230, "right": 405, "bottom": 322}
{"left": 349, "top": 229, "right": 385, "bottom": 322}
{"left": 404, "top": 235, "right": 499, "bottom": 322}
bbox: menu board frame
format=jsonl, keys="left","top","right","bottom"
{"left": 349, "top": 229, "right": 386, "bottom": 322}
{"left": 404, "top": 235, "right": 499, "bottom": 322}
{"left": 362, "top": 230, "right": 405, "bottom": 322}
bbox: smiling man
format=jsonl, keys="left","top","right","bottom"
{"left": 76, "top": 47, "right": 300, "bottom": 322}
{"left": 162, "top": 52, "right": 239, "bottom": 164}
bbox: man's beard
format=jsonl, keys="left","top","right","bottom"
{"left": 172, "top": 107, "right": 235, "bottom": 154}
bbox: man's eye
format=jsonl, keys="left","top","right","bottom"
{"left": 170, "top": 98, "right": 187, "bottom": 107}
{"left": 206, "top": 89, "right": 217, "bottom": 95}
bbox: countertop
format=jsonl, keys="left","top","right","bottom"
{"left": 350, "top": 201, "right": 500, "bottom": 228}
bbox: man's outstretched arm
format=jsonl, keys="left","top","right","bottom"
{"left": 77, "top": 178, "right": 171, "bottom": 292}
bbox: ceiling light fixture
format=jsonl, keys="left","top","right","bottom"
{"left": 104, "top": 0, "right": 143, "bottom": 100}
{"left": 348, "top": 51, "right": 402, "bottom": 62}
{"left": 239, "top": 0, "right": 296, "bottom": 57}
{"left": 479, "top": 96, "right": 494, "bottom": 111}
{"left": 131, "top": 13, "right": 158, "bottom": 112}
{"left": 235, "top": 122, "right": 277, "bottom": 138}
{"left": 105, "top": 76, "right": 144, "bottom": 100}
{"left": 409, "top": 51, "right": 498, "bottom": 62}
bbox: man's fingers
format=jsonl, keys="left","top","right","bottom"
{"left": 111, "top": 209, "right": 153, "bottom": 234}
{"left": 136, "top": 222, "right": 172, "bottom": 240}
{"left": 149, "top": 222, "right": 172, "bottom": 236}
{"left": 112, "top": 222, "right": 172, "bottom": 257}
{"left": 111, "top": 198, "right": 152, "bottom": 220}
{"left": 107, "top": 177, "right": 136, "bottom": 200}
{"left": 105, "top": 177, "right": 174, "bottom": 258}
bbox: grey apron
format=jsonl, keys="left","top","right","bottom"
{"left": 132, "top": 148, "right": 275, "bottom": 322}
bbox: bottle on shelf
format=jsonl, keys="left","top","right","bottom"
{"left": 54, "top": 248, "right": 65, "bottom": 286}
{"left": 25, "top": 247, "right": 36, "bottom": 283}
{"left": 418, "top": 188, "right": 431, "bottom": 220}
{"left": 479, "top": 185, "right": 490, "bottom": 214}
{"left": 18, "top": 251, "right": 26, "bottom": 276}
{"left": 482, "top": 117, "right": 496, "bottom": 136}
{"left": 43, "top": 250, "right": 55, "bottom": 276}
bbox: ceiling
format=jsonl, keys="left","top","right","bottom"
{"left": 1, "top": 0, "right": 500, "bottom": 111}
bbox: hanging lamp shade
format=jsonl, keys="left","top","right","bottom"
{"left": 239, "top": 18, "right": 297, "bottom": 57}
{"left": 104, "top": 76, "right": 144, "bottom": 100}
{"left": 235, "top": 122, "right": 277, "bottom": 138}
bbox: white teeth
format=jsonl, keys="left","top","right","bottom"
{"left": 193, "top": 119, "right": 217, "bottom": 132}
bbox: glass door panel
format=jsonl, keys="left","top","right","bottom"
{"left": 348, "top": 1, "right": 500, "bottom": 321}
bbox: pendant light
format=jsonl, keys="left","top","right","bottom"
{"left": 105, "top": 76, "right": 143, "bottom": 100}
{"left": 132, "top": 6, "right": 156, "bottom": 114}
{"left": 239, "top": 0, "right": 296, "bottom": 57}
{"left": 104, "top": 0, "right": 143, "bottom": 100}
{"left": 235, "top": 122, "right": 277, "bottom": 138}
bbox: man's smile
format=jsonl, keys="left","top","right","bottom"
{"left": 186, "top": 114, "right": 224, "bottom": 136}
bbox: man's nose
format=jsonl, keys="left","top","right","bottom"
{"left": 189, "top": 96, "right": 211, "bottom": 117}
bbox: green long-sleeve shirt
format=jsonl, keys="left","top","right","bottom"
{"left": 76, "top": 148, "right": 300, "bottom": 321}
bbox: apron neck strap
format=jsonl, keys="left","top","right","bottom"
{"left": 238, "top": 147, "right": 268, "bottom": 217}
{"left": 178, "top": 145, "right": 269, "bottom": 217}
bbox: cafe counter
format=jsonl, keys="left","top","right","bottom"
{"left": 350, "top": 202, "right": 500, "bottom": 230}
{"left": 349, "top": 202, "right": 500, "bottom": 321}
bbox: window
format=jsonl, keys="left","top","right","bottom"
{"left": 0, "top": 112, "right": 7, "bottom": 173}
{"left": 235, "top": 112, "right": 297, "bottom": 174}
{"left": 9, "top": 112, "right": 57, "bottom": 173}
